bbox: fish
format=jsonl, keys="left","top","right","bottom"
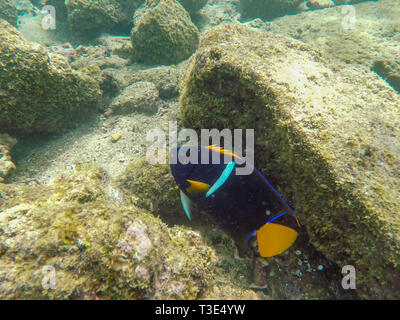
{"left": 169, "top": 145, "right": 301, "bottom": 258}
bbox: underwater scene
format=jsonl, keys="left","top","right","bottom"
{"left": 0, "top": 0, "right": 399, "bottom": 301}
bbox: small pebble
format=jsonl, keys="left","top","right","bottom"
{"left": 111, "top": 133, "right": 122, "bottom": 142}
{"left": 294, "top": 269, "right": 302, "bottom": 277}
{"left": 298, "top": 260, "right": 303, "bottom": 266}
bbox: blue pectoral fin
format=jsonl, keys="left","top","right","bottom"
{"left": 206, "top": 161, "right": 236, "bottom": 198}
{"left": 180, "top": 190, "right": 193, "bottom": 221}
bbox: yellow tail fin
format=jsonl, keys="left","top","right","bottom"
{"left": 256, "top": 222, "right": 298, "bottom": 257}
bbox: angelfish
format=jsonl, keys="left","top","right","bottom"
{"left": 169, "top": 145, "right": 301, "bottom": 258}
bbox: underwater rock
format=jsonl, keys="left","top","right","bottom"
{"left": 126, "top": 66, "right": 180, "bottom": 99}
{"left": 268, "top": 0, "right": 400, "bottom": 69}
{"left": 108, "top": 81, "right": 160, "bottom": 115}
{"left": 239, "top": 0, "right": 304, "bottom": 21}
{"left": 0, "top": 20, "right": 101, "bottom": 134}
{"left": 196, "top": 0, "right": 241, "bottom": 33}
{"left": 66, "top": 0, "right": 143, "bottom": 39}
{"left": 0, "top": 134, "right": 17, "bottom": 183}
{"left": 93, "top": 36, "right": 134, "bottom": 60}
{"left": 130, "top": 0, "right": 200, "bottom": 65}
{"left": 179, "top": 23, "right": 400, "bottom": 299}
{"left": 117, "top": 156, "right": 182, "bottom": 222}
{"left": 372, "top": 59, "right": 400, "bottom": 93}
{"left": 178, "top": 0, "right": 209, "bottom": 15}
{"left": 47, "top": 43, "right": 77, "bottom": 63}
{"left": 99, "top": 69, "right": 121, "bottom": 97}
{"left": 0, "top": 0, "right": 20, "bottom": 26}
{"left": 71, "top": 44, "right": 129, "bottom": 72}
{"left": 306, "top": 0, "right": 334, "bottom": 9}
{"left": 115, "top": 0, "right": 145, "bottom": 31}
{"left": 0, "top": 165, "right": 257, "bottom": 299}
{"left": 66, "top": 0, "right": 123, "bottom": 38}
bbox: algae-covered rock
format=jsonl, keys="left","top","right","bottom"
{"left": 0, "top": 165, "right": 229, "bottom": 299}
{"left": 66, "top": 0, "right": 123, "bottom": 38}
{"left": 66, "top": 0, "right": 143, "bottom": 38}
{"left": 0, "top": 20, "right": 101, "bottom": 133}
{"left": 268, "top": 0, "right": 400, "bottom": 69}
{"left": 373, "top": 59, "right": 400, "bottom": 93}
{"left": 0, "top": 1, "right": 19, "bottom": 25}
{"left": 130, "top": 0, "right": 200, "bottom": 65}
{"left": 240, "top": 0, "right": 304, "bottom": 21}
{"left": 306, "top": 0, "right": 334, "bottom": 9}
{"left": 117, "top": 157, "right": 181, "bottom": 221}
{"left": 0, "top": 134, "right": 17, "bottom": 183}
{"left": 70, "top": 42, "right": 129, "bottom": 72}
{"left": 93, "top": 35, "right": 134, "bottom": 60}
{"left": 126, "top": 66, "right": 180, "bottom": 99}
{"left": 108, "top": 81, "right": 160, "bottom": 115}
{"left": 178, "top": 0, "right": 209, "bottom": 15}
{"left": 179, "top": 23, "right": 400, "bottom": 299}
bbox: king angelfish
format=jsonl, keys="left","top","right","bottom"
{"left": 169, "top": 145, "right": 301, "bottom": 258}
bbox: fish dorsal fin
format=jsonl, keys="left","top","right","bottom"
{"left": 256, "top": 222, "right": 298, "bottom": 257}
{"left": 206, "top": 161, "right": 236, "bottom": 198}
{"left": 180, "top": 190, "right": 193, "bottom": 221}
{"left": 186, "top": 179, "right": 210, "bottom": 195}
{"left": 206, "top": 145, "right": 241, "bottom": 160}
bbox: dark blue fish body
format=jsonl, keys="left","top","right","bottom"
{"left": 170, "top": 145, "right": 300, "bottom": 257}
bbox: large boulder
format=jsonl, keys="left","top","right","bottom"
{"left": 179, "top": 23, "right": 400, "bottom": 299}
{"left": 130, "top": 0, "right": 200, "bottom": 65}
{"left": 0, "top": 21, "right": 101, "bottom": 134}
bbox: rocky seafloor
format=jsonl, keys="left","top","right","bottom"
{"left": 0, "top": 0, "right": 399, "bottom": 300}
